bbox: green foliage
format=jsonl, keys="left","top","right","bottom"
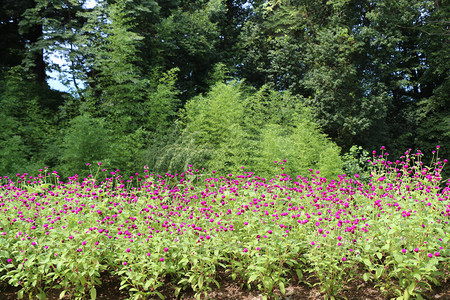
{"left": 0, "top": 67, "right": 62, "bottom": 176}
{"left": 157, "top": 81, "right": 251, "bottom": 174}
{"left": 159, "top": 82, "right": 343, "bottom": 178}
{"left": 239, "top": 0, "right": 448, "bottom": 153}
{"left": 341, "top": 145, "right": 371, "bottom": 180}
{"left": 60, "top": 114, "right": 112, "bottom": 177}
{"left": 249, "top": 88, "right": 343, "bottom": 179}
{"left": 157, "top": 0, "right": 225, "bottom": 99}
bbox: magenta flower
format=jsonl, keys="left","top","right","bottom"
{"left": 342, "top": 257, "right": 347, "bottom": 262}
{"left": 402, "top": 249, "right": 407, "bottom": 253}
{"left": 243, "top": 248, "right": 248, "bottom": 253}
{"left": 126, "top": 248, "right": 130, "bottom": 253}
{"left": 160, "top": 257, "right": 164, "bottom": 262}
{"left": 164, "top": 247, "right": 169, "bottom": 252}
{"left": 123, "top": 262, "right": 127, "bottom": 266}
{"left": 414, "top": 248, "right": 419, "bottom": 253}
{"left": 428, "top": 253, "right": 433, "bottom": 258}
{"left": 435, "top": 252, "right": 440, "bottom": 257}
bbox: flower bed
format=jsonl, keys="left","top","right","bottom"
{"left": 0, "top": 149, "right": 448, "bottom": 300}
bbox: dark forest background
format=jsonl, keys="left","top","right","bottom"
{"left": 0, "top": 0, "right": 448, "bottom": 179}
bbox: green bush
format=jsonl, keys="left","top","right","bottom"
{"left": 159, "top": 81, "right": 343, "bottom": 178}
{"left": 60, "top": 114, "right": 112, "bottom": 178}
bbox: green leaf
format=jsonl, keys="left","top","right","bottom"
{"left": 90, "top": 287, "right": 97, "bottom": 300}
{"left": 248, "top": 274, "right": 257, "bottom": 283}
{"left": 174, "top": 287, "right": 181, "bottom": 298}
{"left": 363, "top": 273, "right": 371, "bottom": 282}
{"left": 375, "top": 267, "right": 383, "bottom": 279}
{"left": 407, "top": 282, "right": 416, "bottom": 295}
{"left": 37, "top": 290, "right": 47, "bottom": 300}
{"left": 41, "top": 254, "right": 51, "bottom": 265}
{"left": 198, "top": 276, "right": 203, "bottom": 290}
{"left": 393, "top": 253, "right": 403, "bottom": 263}
{"left": 59, "top": 290, "right": 66, "bottom": 299}
{"left": 144, "top": 279, "right": 152, "bottom": 291}
{"left": 79, "top": 275, "right": 86, "bottom": 286}
{"left": 404, "top": 287, "right": 410, "bottom": 300}
{"left": 279, "top": 281, "right": 286, "bottom": 295}
{"left": 296, "top": 269, "right": 303, "bottom": 280}
{"left": 376, "top": 252, "right": 382, "bottom": 260}
{"left": 363, "top": 258, "right": 372, "bottom": 267}
{"left": 213, "top": 279, "right": 220, "bottom": 288}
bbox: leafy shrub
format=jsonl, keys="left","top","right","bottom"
{"left": 60, "top": 114, "right": 112, "bottom": 177}
{"left": 159, "top": 82, "right": 343, "bottom": 178}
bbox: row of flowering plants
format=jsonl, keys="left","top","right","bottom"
{"left": 0, "top": 147, "right": 448, "bottom": 300}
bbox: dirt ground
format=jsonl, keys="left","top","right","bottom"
{"left": 1, "top": 271, "right": 449, "bottom": 300}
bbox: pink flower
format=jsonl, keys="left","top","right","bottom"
{"left": 243, "top": 248, "right": 248, "bottom": 253}
{"left": 402, "top": 249, "right": 407, "bottom": 253}
{"left": 160, "top": 257, "right": 164, "bottom": 262}
{"left": 164, "top": 247, "right": 169, "bottom": 252}
{"left": 342, "top": 257, "right": 347, "bottom": 262}
{"left": 435, "top": 252, "right": 440, "bottom": 257}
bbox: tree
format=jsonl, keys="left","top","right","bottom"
{"left": 0, "top": 67, "right": 63, "bottom": 176}
{"left": 239, "top": 0, "right": 449, "bottom": 155}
